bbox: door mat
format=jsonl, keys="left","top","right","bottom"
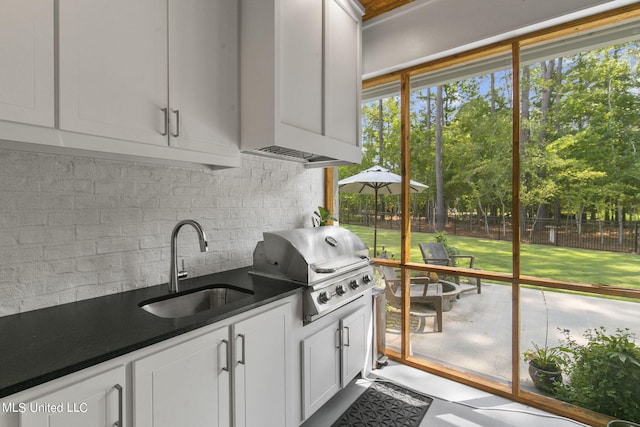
{"left": 331, "top": 381, "right": 433, "bottom": 427}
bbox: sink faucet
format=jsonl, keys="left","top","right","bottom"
{"left": 169, "top": 220, "right": 208, "bottom": 293}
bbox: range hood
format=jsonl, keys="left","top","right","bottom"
{"left": 239, "top": 0, "right": 364, "bottom": 169}
{"left": 244, "top": 145, "right": 355, "bottom": 168}
{"left": 240, "top": 118, "right": 363, "bottom": 168}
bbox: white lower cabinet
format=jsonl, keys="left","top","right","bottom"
{"left": 19, "top": 366, "right": 126, "bottom": 427}
{"left": 233, "top": 303, "right": 290, "bottom": 427}
{"left": 302, "top": 323, "right": 341, "bottom": 419}
{"left": 133, "top": 325, "right": 230, "bottom": 427}
{"left": 133, "top": 301, "right": 292, "bottom": 427}
{"left": 302, "top": 304, "right": 369, "bottom": 419}
{"left": 0, "top": 298, "right": 295, "bottom": 427}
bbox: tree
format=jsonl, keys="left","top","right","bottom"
{"left": 344, "top": 39, "right": 640, "bottom": 240}
{"left": 435, "top": 85, "right": 446, "bottom": 230}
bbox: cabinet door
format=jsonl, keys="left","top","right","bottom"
{"left": 301, "top": 322, "right": 341, "bottom": 419}
{"left": 58, "top": 0, "right": 168, "bottom": 146}
{"left": 325, "top": 0, "right": 361, "bottom": 146}
{"left": 233, "top": 303, "right": 291, "bottom": 427}
{"left": 0, "top": 0, "right": 54, "bottom": 127}
{"left": 341, "top": 305, "right": 369, "bottom": 387}
{"left": 168, "top": 0, "right": 239, "bottom": 157}
{"left": 21, "top": 366, "right": 125, "bottom": 427}
{"left": 279, "top": 0, "right": 323, "bottom": 135}
{"left": 133, "top": 326, "right": 230, "bottom": 427}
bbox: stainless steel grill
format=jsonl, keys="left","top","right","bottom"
{"left": 251, "top": 227, "right": 374, "bottom": 323}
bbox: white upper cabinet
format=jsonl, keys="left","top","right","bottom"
{"left": 325, "top": 0, "right": 361, "bottom": 146}
{"left": 58, "top": 0, "right": 168, "bottom": 146}
{"left": 0, "top": 0, "right": 54, "bottom": 127}
{"left": 279, "top": 0, "right": 324, "bottom": 135}
{"left": 54, "top": 0, "right": 240, "bottom": 166}
{"left": 167, "top": 0, "right": 239, "bottom": 156}
{"left": 240, "top": 0, "right": 364, "bottom": 167}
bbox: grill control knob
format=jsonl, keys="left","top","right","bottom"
{"left": 349, "top": 279, "right": 359, "bottom": 290}
{"left": 318, "top": 291, "right": 332, "bottom": 304}
{"left": 336, "top": 284, "right": 347, "bottom": 296}
{"left": 362, "top": 273, "right": 373, "bottom": 284}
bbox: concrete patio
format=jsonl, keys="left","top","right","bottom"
{"left": 383, "top": 281, "right": 640, "bottom": 386}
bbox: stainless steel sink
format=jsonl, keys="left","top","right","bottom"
{"left": 139, "top": 285, "right": 254, "bottom": 319}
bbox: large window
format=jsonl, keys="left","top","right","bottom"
{"left": 340, "top": 13, "right": 640, "bottom": 426}
{"left": 339, "top": 84, "right": 401, "bottom": 258}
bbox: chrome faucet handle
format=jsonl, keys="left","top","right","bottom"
{"left": 178, "top": 259, "right": 188, "bottom": 280}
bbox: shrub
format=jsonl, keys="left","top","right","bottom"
{"left": 434, "top": 232, "right": 461, "bottom": 266}
{"left": 555, "top": 327, "right": 640, "bottom": 422}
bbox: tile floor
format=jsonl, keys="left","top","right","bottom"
{"left": 302, "top": 362, "right": 591, "bottom": 427}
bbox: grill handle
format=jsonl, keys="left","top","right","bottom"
{"left": 310, "top": 256, "right": 370, "bottom": 274}
{"left": 312, "top": 266, "right": 337, "bottom": 274}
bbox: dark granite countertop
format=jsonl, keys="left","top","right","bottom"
{"left": 0, "top": 267, "right": 303, "bottom": 398}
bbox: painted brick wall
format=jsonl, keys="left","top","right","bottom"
{"left": 0, "top": 148, "right": 323, "bottom": 316}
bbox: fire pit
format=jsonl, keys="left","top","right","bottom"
{"left": 438, "top": 280, "right": 464, "bottom": 311}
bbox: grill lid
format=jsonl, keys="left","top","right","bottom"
{"left": 251, "top": 227, "right": 370, "bottom": 284}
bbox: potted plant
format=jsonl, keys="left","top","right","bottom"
{"left": 312, "top": 206, "right": 336, "bottom": 227}
{"left": 523, "top": 289, "right": 564, "bottom": 393}
{"left": 523, "top": 342, "right": 564, "bottom": 392}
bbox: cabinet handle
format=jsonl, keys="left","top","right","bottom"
{"left": 344, "top": 327, "right": 350, "bottom": 347}
{"left": 160, "top": 108, "right": 168, "bottom": 136}
{"left": 237, "top": 334, "right": 246, "bottom": 365}
{"left": 335, "top": 329, "right": 341, "bottom": 349}
{"left": 114, "top": 383, "right": 123, "bottom": 427}
{"left": 171, "top": 109, "right": 180, "bottom": 137}
{"left": 221, "top": 339, "right": 230, "bottom": 372}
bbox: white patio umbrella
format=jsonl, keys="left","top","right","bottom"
{"left": 338, "top": 165, "right": 428, "bottom": 255}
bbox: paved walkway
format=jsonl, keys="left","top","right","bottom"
{"left": 384, "top": 282, "right": 640, "bottom": 385}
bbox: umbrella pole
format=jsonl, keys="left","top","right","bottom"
{"left": 373, "top": 188, "right": 378, "bottom": 256}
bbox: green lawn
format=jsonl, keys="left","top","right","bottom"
{"left": 342, "top": 224, "right": 640, "bottom": 289}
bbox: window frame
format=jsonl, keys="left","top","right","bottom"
{"left": 330, "top": 5, "right": 640, "bottom": 426}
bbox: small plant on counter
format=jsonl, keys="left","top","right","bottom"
{"left": 313, "top": 206, "right": 337, "bottom": 227}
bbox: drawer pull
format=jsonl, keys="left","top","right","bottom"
{"left": 114, "top": 383, "right": 123, "bottom": 427}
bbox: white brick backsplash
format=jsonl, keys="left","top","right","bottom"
{"left": 76, "top": 254, "right": 123, "bottom": 272}
{"left": 0, "top": 282, "right": 27, "bottom": 300}
{"left": 18, "top": 294, "right": 61, "bottom": 312}
{"left": 100, "top": 208, "right": 143, "bottom": 224}
{"left": 0, "top": 148, "right": 324, "bottom": 315}
{"left": 18, "top": 225, "right": 75, "bottom": 245}
{"left": 44, "top": 241, "right": 96, "bottom": 261}
{"left": 76, "top": 224, "right": 122, "bottom": 240}
{"left": 75, "top": 194, "right": 120, "bottom": 209}
{"left": 0, "top": 267, "right": 18, "bottom": 283}
{"left": 0, "top": 245, "right": 43, "bottom": 264}
{"left": 96, "top": 237, "right": 140, "bottom": 254}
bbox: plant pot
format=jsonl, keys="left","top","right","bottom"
{"left": 528, "top": 361, "right": 562, "bottom": 393}
{"left": 607, "top": 421, "right": 640, "bottom": 427}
